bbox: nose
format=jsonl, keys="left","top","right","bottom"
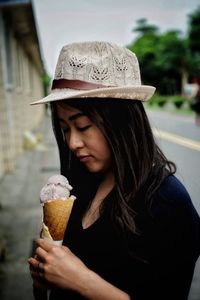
{"left": 68, "top": 131, "right": 84, "bottom": 151}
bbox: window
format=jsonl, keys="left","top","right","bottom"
{"left": 3, "top": 15, "right": 13, "bottom": 89}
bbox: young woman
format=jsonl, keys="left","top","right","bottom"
{"left": 28, "top": 41, "right": 200, "bottom": 300}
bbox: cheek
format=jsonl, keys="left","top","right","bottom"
{"left": 93, "top": 133, "right": 111, "bottom": 161}
{"left": 100, "top": 141, "right": 111, "bottom": 158}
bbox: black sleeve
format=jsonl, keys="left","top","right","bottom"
{"left": 33, "top": 286, "right": 47, "bottom": 300}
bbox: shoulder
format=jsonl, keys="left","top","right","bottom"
{"left": 136, "top": 174, "right": 199, "bottom": 224}
{"left": 152, "top": 175, "right": 200, "bottom": 237}
{"left": 161, "top": 174, "right": 189, "bottom": 195}
{"left": 151, "top": 174, "right": 200, "bottom": 235}
{"left": 154, "top": 175, "right": 194, "bottom": 210}
{"left": 152, "top": 175, "right": 200, "bottom": 257}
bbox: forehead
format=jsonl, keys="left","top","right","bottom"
{"left": 56, "top": 103, "right": 82, "bottom": 118}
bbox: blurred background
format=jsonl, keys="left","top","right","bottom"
{"left": 0, "top": 0, "right": 199, "bottom": 299}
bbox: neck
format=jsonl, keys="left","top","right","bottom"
{"left": 94, "top": 171, "right": 114, "bottom": 201}
{"left": 101, "top": 170, "right": 114, "bottom": 189}
{"left": 82, "top": 171, "right": 114, "bottom": 229}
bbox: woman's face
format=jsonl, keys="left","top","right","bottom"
{"left": 56, "top": 103, "right": 112, "bottom": 174}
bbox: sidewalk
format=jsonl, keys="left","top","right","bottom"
{"left": 0, "top": 115, "right": 60, "bottom": 300}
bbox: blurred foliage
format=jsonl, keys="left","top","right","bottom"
{"left": 188, "top": 6, "right": 200, "bottom": 53}
{"left": 169, "top": 95, "right": 186, "bottom": 108}
{"left": 42, "top": 73, "right": 51, "bottom": 96}
{"left": 187, "top": 6, "right": 200, "bottom": 79}
{"left": 147, "top": 94, "right": 191, "bottom": 110}
{"left": 148, "top": 94, "right": 167, "bottom": 107}
{"left": 127, "top": 6, "right": 200, "bottom": 96}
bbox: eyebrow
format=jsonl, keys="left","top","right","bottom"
{"left": 58, "top": 112, "right": 85, "bottom": 123}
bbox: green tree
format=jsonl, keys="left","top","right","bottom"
{"left": 133, "top": 18, "right": 159, "bottom": 36}
{"left": 42, "top": 73, "right": 51, "bottom": 96}
{"left": 188, "top": 6, "right": 200, "bottom": 53}
{"left": 128, "top": 19, "right": 160, "bottom": 88}
{"left": 187, "top": 6, "right": 200, "bottom": 81}
{"left": 155, "top": 30, "right": 190, "bottom": 94}
{"left": 128, "top": 20, "right": 192, "bottom": 94}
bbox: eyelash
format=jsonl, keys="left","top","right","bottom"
{"left": 78, "top": 125, "right": 91, "bottom": 131}
{"left": 62, "top": 125, "right": 91, "bottom": 134}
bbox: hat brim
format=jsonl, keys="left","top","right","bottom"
{"left": 30, "top": 85, "right": 156, "bottom": 105}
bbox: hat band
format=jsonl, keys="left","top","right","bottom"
{"left": 52, "top": 79, "right": 111, "bottom": 90}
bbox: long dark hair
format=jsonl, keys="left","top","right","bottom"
{"left": 50, "top": 98, "right": 176, "bottom": 234}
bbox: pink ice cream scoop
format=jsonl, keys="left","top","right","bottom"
{"left": 40, "top": 174, "right": 76, "bottom": 241}
{"left": 40, "top": 174, "right": 74, "bottom": 205}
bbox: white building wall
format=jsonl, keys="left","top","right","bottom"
{"left": 0, "top": 9, "right": 45, "bottom": 179}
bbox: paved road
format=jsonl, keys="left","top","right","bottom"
{"left": 147, "top": 109, "right": 200, "bottom": 214}
{"left": 0, "top": 109, "right": 199, "bottom": 300}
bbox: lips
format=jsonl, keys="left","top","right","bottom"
{"left": 77, "top": 155, "right": 91, "bottom": 162}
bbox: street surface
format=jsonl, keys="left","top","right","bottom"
{"left": 0, "top": 108, "right": 199, "bottom": 300}
{"left": 147, "top": 109, "right": 200, "bottom": 214}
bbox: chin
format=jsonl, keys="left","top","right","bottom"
{"left": 84, "top": 163, "right": 103, "bottom": 173}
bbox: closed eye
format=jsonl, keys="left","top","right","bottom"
{"left": 61, "top": 125, "right": 91, "bottom": 134}
{"left": 78, "top": 125, "right": 91, "bottom": 131}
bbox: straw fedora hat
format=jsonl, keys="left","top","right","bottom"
{"left": 31, "top": 41, "right": 156, "bottom": 105}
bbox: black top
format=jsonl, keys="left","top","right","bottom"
{"left": 49, "top": 175, "right": 200, "bottom": 300}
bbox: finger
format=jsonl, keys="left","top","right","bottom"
{"left": 29, "top": 266, "right": 41, "bottom": 279}
{"left": 28, "top": 257, "right": 40, "bottom": 269}
{"left": 28, "top": 258, "right": 45, "bottom": 273}
{"left": 37, "top": 239, "right": 55, "bottom": 252}
{"left": 28, "top": 258, "right": 44, "bottom": 274}
{"left": 35, "top": 247, "right": 48, "bottom": 261}
{"left": 31, "top": 267, "right": 44, "bottom": 279}
{"left": 30, "top": 268, "right": 41, "bottom": 278}
{"left": 28, "top": 260, "right": 47, "bottom": 284}
{"left": 38, "top": 261, "right": 45, "bottom": 273}
{"left": 29, "top": 263, "right": 38, "bottom": 275}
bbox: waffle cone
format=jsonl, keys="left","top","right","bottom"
{"left": 43, "top": 198, "right": 74, "bottom": 240}
{"left": 41, "top": 222, "right": 53, "bottom": 240}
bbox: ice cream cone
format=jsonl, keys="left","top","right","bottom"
{"left": 43, "top": 198, "right": 74, "bottom": 240}
{"left": 41, "top": 223, "right": 53, "bottom": 240}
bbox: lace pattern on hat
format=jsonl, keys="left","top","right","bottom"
{"left": 54, "top": 41, "right": 141, "bottom": 87}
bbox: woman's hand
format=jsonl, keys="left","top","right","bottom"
{"left": 28, "top": 239, "right": 89, "bottom": 293}
{"left": 28, "top": 239, "right": 131, "bottom": 300}
{"left": 28, "top": 253, "right": 49, "bottom": 293}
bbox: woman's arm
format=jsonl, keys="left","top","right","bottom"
{"left": 78, "top": 269, "right": 131, "bottom": 300}
{"left": 28, "top": 239, "right": 131, "bottom": 300}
